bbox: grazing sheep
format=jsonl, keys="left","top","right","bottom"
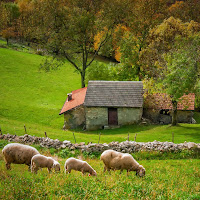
{"left": 2, "top": 143, "right": 39, "bottom": 170}
{"left": 64, "top": 157, "right": 97, "bottom": 176}
{"left": 31, "top": 154, "right": 60, "bottom": 173}
{"left": 100, "top": 149, "right": 145, "bottom": 177}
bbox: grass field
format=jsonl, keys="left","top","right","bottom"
{"left": 0, "top": 150, "right": 199, "bottom": 200}
{"left": 0, "top": 46, "right": 200, "bottom": 144}
{"left": 0, "top": 43, "right": 200, "bottom": 200}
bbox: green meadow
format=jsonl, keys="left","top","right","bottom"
{"left": 0, "top": 46, "right": 200, "bottom": 144}
{"left": 0, "top": 45, "right": 200, "bottom": 199}
{"left": 0, "top": 148, "right": 199, "bottom": 200}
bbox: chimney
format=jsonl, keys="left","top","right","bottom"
{"left": 68, "top": 93, "right": 72, "bottom": 101}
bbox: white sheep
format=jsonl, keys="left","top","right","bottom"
{"left": 100, "top": 149, "right": 145, "bottom": 177}
{"left": 2, "top": 143, "right": 39, "bottom": 170}
{"left": 64, "top": 157, "right": 97, "bottom": 176}
{"left": 31, "top": 154, "right": 60, "bottom": 173}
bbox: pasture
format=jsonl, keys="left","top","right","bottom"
{"left": 0, "top": 146, "right": 199, "bottom": 200}
{"left": 0, "top": 43, "right": 200, "bottom": 199}
{"left": 0, "top": 46, "right": 200, "bottom": 144}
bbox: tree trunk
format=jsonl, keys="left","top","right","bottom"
{"left": 171, "top": 100, "right": 178, "bottom": 126}
{"left": 81, "top": 71, "right": 86, "bottom": 88}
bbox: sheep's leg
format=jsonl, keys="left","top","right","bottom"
{"left": 6, "top": 163, "right": 11, "bottom": 170}
{"left": 103, "top": 166, "right": 107, "bottom": 173}
{"left": 28, "top": 164, "right": 31, "bottom": 171}
{"left": 48, "top": 167, "right": 52, "bottom": 173}
{"left": 34, "top": 166, "right": 39, "bottom": 174}
{"left": 126, "top": 170, "right": 129, "bottom": 176}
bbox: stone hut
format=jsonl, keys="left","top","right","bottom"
{"left": 143, "top": 93, "right": 195, "bottom": 124}
{"left": 60, "top": 81, "right": 144, "bottom": 130}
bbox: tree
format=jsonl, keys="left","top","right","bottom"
{"left": 17, "top": 0, "right": 133, "bottom": 88}
{"left": 163, "top": 36, "right": 200, "bottom": 125}
{"left": 117, "top": 0, "right": 168, "bottom": 80}
{"left": 0, "top": 2, "right": 20, "bottom": 44}
{"left": 140, "top": 17, "right": 200, "bottom": 78}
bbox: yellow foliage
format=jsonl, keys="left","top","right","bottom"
{"left": 114, "top": 46, "right": 121, "bottom": 62}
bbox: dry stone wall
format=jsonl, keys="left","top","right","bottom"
{"left": 0, "top": 133, "right": 199, "bottom": 153}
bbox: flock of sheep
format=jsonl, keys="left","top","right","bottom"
{"left": 2, "top": 143, "right": 146, "bottom": 177}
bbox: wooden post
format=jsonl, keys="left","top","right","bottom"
{"left": 45, "top": 132, "right": 47, "bottom": 137}
{"left": 0, "top": 127, "right": 2, "bottom": 135}
{"left": 73, "top": 132, "right": 76, "bottom": 143}
{"left": 134, "top": 133, "right": 137, "bottom": 142}
{"left": 24, "top": 124, "right": 27, "bottom": 134}
{"left": 127, "top": 133, "right": 129, "bottom": 141}
{"left": 98, "top": 132, "right": 101, "bottom": 144}
{"left": 172, "top": 132, "right": 174, "bottom": 143}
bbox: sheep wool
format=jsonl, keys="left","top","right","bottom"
{"left": 2, "top": 143, "right": 39, "bottom": 170}
{"left": 100, "top": 149, "right": 145, "bottom": 176}
{"left": 64, "top": 157, "right": 97, "bottom": 176}
{"left": 31, "top": 154, "right": 60, "bottom": 173}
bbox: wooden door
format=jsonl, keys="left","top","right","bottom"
{"left": 108, "top": 108, "right": 118, "bottom": 125}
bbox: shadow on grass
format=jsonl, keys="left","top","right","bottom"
{"left": 74, "top": 124, "right": 159, "bottom": 135}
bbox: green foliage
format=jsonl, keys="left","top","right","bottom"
{"left": 163, "top": 36, "right": 200, "bottom": 101}
{"left": 58, "top": 149, "right": 80, "bottom": 158}
{"left": 39, "top": 57, "right": 64, "bottom": 72}
{"left": 82, "top": 151, "right": 101, "bottom": 159}
{"left": 0, "top": 140, "right": 8, "bottom": 149}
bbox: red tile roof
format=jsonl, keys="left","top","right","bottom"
{"left": 59, "top": 87, "right": 87, "bottom": 115}
{"left": 144, "top": 93, "right": 195, "bottom": 110}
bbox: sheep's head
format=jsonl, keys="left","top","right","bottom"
{"left": 136, "top": 165, "right": 145, "bottom": 177}
{"left": 90, "top": 170, "right": 97, "bottom": 176}
{"left": 53, "top": 162, "right": 60, "bottom": 172}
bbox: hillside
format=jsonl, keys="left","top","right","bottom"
{"left": 0, "top": 46, "right": 200, "bottom": 144}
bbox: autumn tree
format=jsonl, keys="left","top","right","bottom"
{"left": 141, "top": 17, "right": 200, "bottom": 125}
{"left": 168, "top": 0, "right": 200, "bottom": 23}
{"left": 17, "top": 0, "right": 133, "bottom": 88}
{"left": 117, "top": 0, "right": 168, "bottom": 80}
{"left": 0, "top": 2, "right": 20, "bottom": 45}
{"left": 140, "top": 17, "right": 200, "bottom": 78}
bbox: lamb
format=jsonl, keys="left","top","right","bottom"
{"left": 31, "top": 154, "right": 60, "bottom": 173}
{"left": 2, "top": 143, "right": 39, "bottom": 170}
{"left": 64, "top": 157, "right": 97, "bottom": 176}
{"left": 100, "top": 149, "right": 145, "bottom": 177}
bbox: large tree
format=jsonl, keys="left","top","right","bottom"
{"left": 163, "top": 36, "right": 200, "bottom": 125}
{"left": 17, "top": 0, "right": 133, "bottom": 87}
{"left": 141, "top": 17, "right": 200, "bottom": 125}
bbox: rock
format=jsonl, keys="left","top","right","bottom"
{"left": 188, "top": 142, "right": 197, "bottom": 149}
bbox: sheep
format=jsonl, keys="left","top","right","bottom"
{"left": 64, "top": 157, "right": 97, "bottom": 176}
{"left": 31, "top": 154, "right": 60, "bottom": 173}
{"left": 2, "top": 143, "right": 39, "bottom": 170}
{"left": 100, "top": 149, "right": 145, "bottom": 177}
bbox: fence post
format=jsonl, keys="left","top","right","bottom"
{"left": 45, "top": 131, "right": 47, "bottom": 137}
{"left": 73, "top": 132, "right": 76, "bottom": 143}
{"left": 134, "top": 133, "right": 137, "bottom": 142}
{"left": 98, "top": 132, "right": 101, "bottom": 144}
{"left": 127, "top": 133, "right": 129, "bottom": 141}
{"left": 24, "top": 124, "right": 27, "bottom": 134}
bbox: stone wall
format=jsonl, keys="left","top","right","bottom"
{"left": 143, "top": 109, "right": 194, "bottom": 124}
{"left": 85, "top": 107, "right": 107, "bottom": 130}
{"left": 85, "top": 107, "right": 143, "bottom": 130}
{"left": 118, "top": 107, "right": 142, "bottom": 125}
{"left": 63, "top": 105, "right": 85, "bottom": 129}
{"left": 1, "top": 134, "right": 199, "bottom": 153}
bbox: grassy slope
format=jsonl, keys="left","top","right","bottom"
{"left": 0, "top": 47, "right": 200, "bottom": 144}
{"left": 0, "top": 155, "right": 199, "bottom": 199}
